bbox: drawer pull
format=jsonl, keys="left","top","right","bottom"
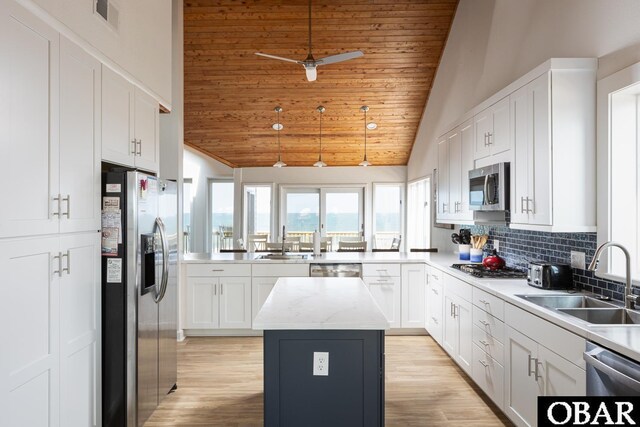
{"left": 376, "top": 269, "right": 388, "bottom": 272}
{"left": 431, "top": 288, "right": 439, "bottom": 295}
{"left": 479, "top": 340, "right": 490, "bottom": 347}
{"left": 211, "top": 269, "right": 224, "bottom": 272}
{"left": 479, "top": 299, "right": 489, "bottom": 305}
{"left": 479, "top": 360, "right": 489, "bottom": 368}
{"left": 431, "top": 316, "right": 438, "bottom": 324}
{"left": 479, "top": 320, "right": 490, "bottom": 327}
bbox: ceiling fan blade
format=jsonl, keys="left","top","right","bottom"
{"left": 316, "top": 50, "right": 364, "bottom": 66}
{"left": 305, "top": 66, "right": 317, "bottom": 82}
{"left": 255, "top": 52, "right": 301, "bottom": 64}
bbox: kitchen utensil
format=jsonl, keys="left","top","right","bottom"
{"left": 482, "top": 249, "right": 505, "bottom": 270}
{"left": 451, "top": 233, "right": 461, "bottom": 244}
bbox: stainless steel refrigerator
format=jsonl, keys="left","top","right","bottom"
{"left": 101, "top": 170, "right": 178, "bottom": 427}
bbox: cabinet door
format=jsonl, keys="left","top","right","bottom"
{"left": 529, "top": 73, "right": 552, "bottom": 226}
{"left": 426, "top": 281, "right": 443, "bottom": 345}
{"left": 252, "top": 277, "right": 278, "bottom": 323}
{"left": 455, "top": 297, "right": 473, "bottom": 376}
{"left": 510, "top": 84, "right": 530, "bottom": 225}
{"left": 505, "top": 327, "right": 540, "bottom": 427}
{"left": 59, "top": 37, "right": 101, "bottom": 234}
{"left": 401, "top": 264, "right": 426, "bottom": 327}
{"left": 490, "top": 97, "right": 511, "bottom": 155}
{"left": 366, "top": 277, "right": 401, "bottom": 328}
{"left": 447, "top": 129, "right": 462, "bottom": 219}
{"left": 0, "top": 3, "right": 60, "bottom": 238}
{"left": 474, "top": 109, "right": 492, "bottom": 160}
{"left": 437, "top": 135, "right": 450, "bottom": 218}
{"left": 458, "top": 119, "right": 475, "bottom": 219}
{"left": 0, "top": 236, "right": 61, "bottom": 426}
{"left": 134, "top": 88, "right": 159, "bottom": 172}
{"left": 59, "top": 233, "right": 100, "bottom": 427}
{"left": 186, "top": 277, "right": 219, "bottom": 328}
{"left": 538, "top": 345, "right": 586, "bottom": 397}
{"left": 219, "top": 277, "right": 252, "bottom": 329}
{"left": 442, "top": 291, "right": 457, "bottom": 357}
{"left": 101, "top": 66, "right": 135, "bottom": 167}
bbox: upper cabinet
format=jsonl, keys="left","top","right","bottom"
{"left": 474, "top": 97, "right": 510, "bottom": 161}
{"left": 102, "top": 66, "right": 159, "bottom": 173}
{"left": 509, "top": 66, "right": 596, "bottom": 232}
{"left": 0, "top": 5, "right": 101, "bottom": 238}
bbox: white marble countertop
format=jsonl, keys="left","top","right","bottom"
{"left": 252, "top": 277, "right": 390, "bottom": 331}
{"left": 183, "top": 251, "right": 433, "bottom": 264}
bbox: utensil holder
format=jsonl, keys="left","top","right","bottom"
{"left": 470, "top": 248, "right": 483, "bottom": 263}
{"left": 459, "top": 244, "right": 471, "bottom": 261}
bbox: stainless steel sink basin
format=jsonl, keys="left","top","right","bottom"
{"left": 557, "top": 308, "right": 640, "bottom": 325}
{"left": 255, "top": 253, "right": 309, "bottom": 260}
{"left": 516, "top": 294, "right": 619, "bottom": 309}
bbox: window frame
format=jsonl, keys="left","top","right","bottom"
{"left": 371, "top": 182, "right": 405, "bottom": 251}
{"left": 241, "top": 183, "right": 275, "bottom": 244}
{"left": 207, "top": 178, "right": 235, "bottom": 251}
{"left": 406, "top": 176, "right": 432, "bottom": 251}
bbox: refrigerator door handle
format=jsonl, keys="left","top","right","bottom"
{"left": 154, "top": 217, "right": 170, "bottom": 303}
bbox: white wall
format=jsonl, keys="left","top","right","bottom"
{"left": 407, "top": 0, "right": 640, "bottom": 250}
{"left": 183, "top": 146, "right": 234, "bottom": 253}
{"left": 24, "top": 0, "right": 172, "bottom": 106}
{"left": 235, "top": 166, "right": 407, "bottom": 247}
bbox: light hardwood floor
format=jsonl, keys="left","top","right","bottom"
{"left": 146, "top": 336, "right": 512, "bottom": 427}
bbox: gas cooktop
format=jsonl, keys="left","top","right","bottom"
{"left": 451, "top": 263, "right": 527, "bottom": 279}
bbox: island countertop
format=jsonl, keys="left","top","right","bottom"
{"left": 253, "top": 277, "right": 390, "bottom": 330}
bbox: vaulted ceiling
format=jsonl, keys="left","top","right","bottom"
{"left": 184, "top": 0, "right": 458, "bottom": 167}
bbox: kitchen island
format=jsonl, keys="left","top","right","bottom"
{"left": 254, "top": 277, "right": 389, "bottom": 427}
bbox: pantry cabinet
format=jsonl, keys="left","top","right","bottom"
{"left": 474, "top": 97, "right": 510, "bottom": 160}
{"left": 509, "top": 63, "right": 596, "bottom": 232}
{"left": 102, "top": 66, "right": 159, "bottom": 173}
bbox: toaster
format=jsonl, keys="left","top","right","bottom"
{"left": 527, "top": 261, "right": 574, "bottom": 289}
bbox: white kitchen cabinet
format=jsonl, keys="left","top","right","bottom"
{"left": 365, "top": 275, "right": 401, "bottom": 329}
{"left": 509, "top": 65, "right": 596, "bottom": 232}
{"left": 442, "top": 274, "right": 473, "bottom": 375}
{"left": 0, "top": 231, "right": 100, "bottom": 427}
{"left": 436, "top": 134, "right": 450, "bottom": 219}
{"left": 251, "top": 263, "right": 309, "bottom": 326}
{"left": 252, "top": 277, "right": 278, "bottom": 322}
{"left": 472, "top": 343, "right": 504, "bottom": 409}
{"left": 186, "top": 276, "right": 251, "bottom": 330}
{"left": 474, "top": 97, "right": 510, "bottom": 160}
{"left": 401, "top": 264, "right": 426, "bottom": 328}
{"left": 425, "top": 269, "right": 443, "bottom": 345}
{"left": 102, "top": 66, "right": 159, "bottom": 172}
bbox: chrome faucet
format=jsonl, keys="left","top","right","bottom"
{"left": 281, "top": 225, "right": 286, "bottom": 256}
{"left": 588, "top": 241, "right": 638, "bottom": 309}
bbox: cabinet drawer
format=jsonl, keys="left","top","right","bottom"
{"left": 472, "top": 344, "right": 504, "bottom": 409}
{"left": 473, "top": 288, "right": 505, "bottom": 320}
{"left": 363, "top": 276, "right": 400, "bottom": 287}
{"left": 187, "top": 263, "right": 251, "bottom": 277}
{"left": 443, "top": 273, "right": 472, "bottom": 301}
{"left": 472, "top": 324, "right": 504, "bottom": 365}
{"left": 251, "top": 263, "right": 309, "bottom": 277}
{"left": 362, "top": 263, "right": 401, "bottom": 278}
{"left": 473, "top": 305, "right": 505, "bottom": 344}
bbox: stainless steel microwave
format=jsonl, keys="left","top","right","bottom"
{"left": 469, "top": 162, "right": 510, "bottom": 211}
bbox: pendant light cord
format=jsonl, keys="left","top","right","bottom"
{"left": 308, "top": 0, "right": 312, "bottom": 56}
{"left": 364, "top": 108, "right": 367, "bottom": 160}
{"left": 277, "top": 108, "right": 281, "bottom": 160}
{"left": 319, "top": 108, "right": 322, "bottom": 160}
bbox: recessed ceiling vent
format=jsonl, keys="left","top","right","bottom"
{"left": 96, "top": 0, "right": 120, "bottom": 31}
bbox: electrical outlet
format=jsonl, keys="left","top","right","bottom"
{"left": 313, "top": 351, "right": 329, "bottom": 376}
{"left": 570, "top": 251, "right": 586, "bottom": 270}
{"left": 494, "top": 240, "right": 500, "bottom": 251}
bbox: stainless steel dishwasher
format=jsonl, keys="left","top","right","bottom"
{"left": 584, "top": 341, "right": 640, "bottom": 395}
{"left": 309, "top": 263, "right": 362, "bottom": 278}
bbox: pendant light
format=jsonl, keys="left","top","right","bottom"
{"left": 272, "top": 106, "right": 286, "bottom": 168}
{"left": 359, "top": 105, "right": 372, "bottom": 167}
{"left": 313, "top": 105, "right": 327, "bottom": 167}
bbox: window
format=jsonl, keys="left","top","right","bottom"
{"left": 243, "top": 185, "right": 272, "bottom": 242}
{"left": 407, "top": 178, "right": 431, "bottom": 250}
{"left": 210, "top": 180, "right": 234, "bottom": 251}
{"left": 280, "top": 186, "right": 364, "bottom": 246}
{"left": 183, "top": 179, "right": 193, "bottom": 253}
{"left": 597, "top": 62, "right": 640, "bottom": 282}
{"left": 372, "top": 183, "right": 404, "bottom": 250}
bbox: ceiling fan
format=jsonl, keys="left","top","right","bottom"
{"left": 255, "top": 0, "right": 363, "bottom": 82}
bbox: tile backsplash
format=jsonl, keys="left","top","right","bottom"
{"left": 465, "top": 225, "right": 636, "bottom": 302}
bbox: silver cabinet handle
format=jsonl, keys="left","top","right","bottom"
{"left": 450, "top": 302, "right": 455, "bottom": 317}
{"left": 534, "top": 360, "right": 542, "bottom": 380}
{"left": 213, "top": 284, "right": 217, "bottom": 296}
{"left": 526, "top": 197, "right": 534, "bottom": 213}
{"left": 376, "top": 269, "right": 388, "bottom": 272}
{"left": 479, "top": 360, "right": 489, "bottom": 368}
{"left": 479, "top": 340, "right": 490, "bottom": 347}
{"left": 431, "top": 287, "right": 439, "bottom": 295}
{"left": 479, "top": 319, "right": 490, "bottom": 327}
{"left": 431, "top": 316, "right": 438, "bottom": 324}
{"left": 62, "top": 195, "right": 70, "bottom": 217}
{"left": 220, "top": 283, "right": 223, "bottom": 295}
{"left": 483, "top": 132, "right": 488, "bottom": 147}
{"left": 479, "top": 299, "right": 489, "bottom": 305}
{"left": 137, "top": 139, "right": 142, "bottom": 156}
{"left": 487, "top": 132, "right": 493, "bottom": 145}
{"left": 62, "top": 250, "right": 70, "bottom": 274}
{"left": 528, "top": 354, "right": 537, "bottom": 377}
{"left": 211, "top": 269, "right": 224, "bottom": 272}
{"left": 52, "top": 194, "right": 61, "bottom": 217}
{"left": 131, "top": 139, "right": 137, "bottom": 155}
{"left": 520, "top": 197, "right": 526, "bottom": 213}
{"left": 53, "top": 252, "right": 62, "bottom": 277}
{"left": 375, "top": 278, "right": 390, "bottom": 283}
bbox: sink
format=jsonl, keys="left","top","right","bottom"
{"left": 557, "top": 308, "right": 640, "bottom": 325}
{"left": 516, "top": 294, "right": 619, "bottom": 309}
{"left": 255, "top": 253, "right": 309, "bottom": 260}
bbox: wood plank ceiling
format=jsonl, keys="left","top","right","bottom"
{"left": 184, "top": 0, "right": 458, "bottom": 167}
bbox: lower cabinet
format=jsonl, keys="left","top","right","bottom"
{"left": 365, "top": 276, "right": 401, "bottom": 328}
{"left": 425, "top": 270, "right": 443, "bottom": 344}
{"left": 442, "top": 276, "right": 473, "bottom": 376}
{"left": 252, "top": 277, "right": 278, "bottom": 322}
{"left": 186, "top": 276, "right": 252, "bottom": 329}
{"left": 505, "top": 325, "right": 586, "bottom": 427}
{"left": 401, "top": 264, "right": 426, "bottom": 327}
